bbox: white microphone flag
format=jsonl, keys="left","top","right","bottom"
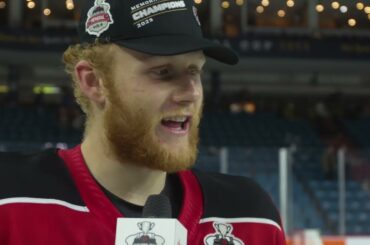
{"left": 115, "top": 218, "right": 187, "bottom": 245}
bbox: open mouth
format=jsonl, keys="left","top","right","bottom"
{"left": 160, "top": 116, "right": 191, "bottom": 134}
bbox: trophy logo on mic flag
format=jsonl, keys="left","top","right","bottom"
{"left": 115, "top": 218, "right": 187, "bottom": 245}
{"left": 124, "top": 221, "right": 165, "bottom": 245}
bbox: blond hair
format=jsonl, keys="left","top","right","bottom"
{"left": 63, "top": 42, "right": 114, "bottom": 117}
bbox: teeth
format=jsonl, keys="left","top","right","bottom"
{"left": 163, "top": 116, "right": 187, "bottom": 123}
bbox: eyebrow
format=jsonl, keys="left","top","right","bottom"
{"left": 188, "top": 64, "right": 204, "bottom": 70}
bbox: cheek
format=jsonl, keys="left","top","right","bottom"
{"left": 196, "top": 85, "right": 204, "bottom": 107}
{"left": 196, "top": 80, "right": 203, "bottom": 99}
{"left": 149, "top": 91, "right": 173, "bottom": 113}
{"left": 199, "top": 86, "right": 204, "bottom": 101}
{"left": 138, "top": 95, "right": 167, "bottom": 122}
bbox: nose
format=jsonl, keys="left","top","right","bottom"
{"left": 172, "top": 77, "right": 202, "bottom": 105}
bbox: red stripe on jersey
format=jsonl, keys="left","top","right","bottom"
{"left": 58, "top": 145, "right": 122, "bottom": 232}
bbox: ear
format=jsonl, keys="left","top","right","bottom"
{"left": 75, "top": 60, "right": 106, "bottom": 107}
{"left": 137, "top": 222, "right": 142, "bottom": 230}
{"left": 150, "top": 222, "right": 155, "bottom": 230}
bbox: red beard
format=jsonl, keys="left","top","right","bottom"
{"left": 103, "top": 87, "right": 201, "bottom": 173}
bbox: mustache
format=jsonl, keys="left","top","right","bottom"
{"left": 160, "top": 105, "right": 203, "bottom": 119}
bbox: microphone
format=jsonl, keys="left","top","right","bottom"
{"left": 142, "top": 194, "right": 172, "bottom": 218}
{"left": 115, "top": 194, "right": 187, "bottom": 245}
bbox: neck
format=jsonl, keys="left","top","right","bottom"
{"left": 80, "top": 127, "right": 166, "bottom": 206}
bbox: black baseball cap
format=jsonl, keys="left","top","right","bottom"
{"left": 78, "top": 0, "right": 239, "bottom": 65}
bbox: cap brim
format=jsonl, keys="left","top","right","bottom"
{"left": 114, "top": 35, "right": 239, "bottom": 65}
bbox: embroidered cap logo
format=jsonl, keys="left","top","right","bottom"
{"left": 85, "top": 0, "right": 114, "bottom": 37}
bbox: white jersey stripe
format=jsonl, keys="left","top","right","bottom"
{"left": 0, "top": 197, "right": 89, "bottom": 212}
{"left": 199, "top": 217, "right": 282, "bottom": 231}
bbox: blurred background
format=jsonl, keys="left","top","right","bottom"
{"left": 0, "top": 0, "right": 370, "bottom": 242}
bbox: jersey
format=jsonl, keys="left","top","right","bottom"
{"left": 0, "top": 145, "right": 286, "bottom": 245}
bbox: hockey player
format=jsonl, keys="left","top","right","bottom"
{"left": 0, "top": 0, "right": 285, "bottom": 244}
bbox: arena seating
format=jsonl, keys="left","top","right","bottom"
{"left": 0, "top": 105, "right": 81, "bottom": 144}
{"left": 310, "top": 180, "right": 370, "bottom": 234}
{"left": 337, "top": 117, "right": 370, "bottom": 183}
{"left": 200, "top": 112, "right": 322, "bottom": 147}
{"left": 293, "top": 148, "right": 370, "bottom": 234}
{"left": 343, "top": 118, "right": 370, "bottom": 146}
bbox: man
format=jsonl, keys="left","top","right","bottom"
{"left": 0, "top": 0, "right": 285, "bottom": 244}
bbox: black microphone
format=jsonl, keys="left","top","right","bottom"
{"left": 142, "top": 194, "right": 172, "bottom": 218}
